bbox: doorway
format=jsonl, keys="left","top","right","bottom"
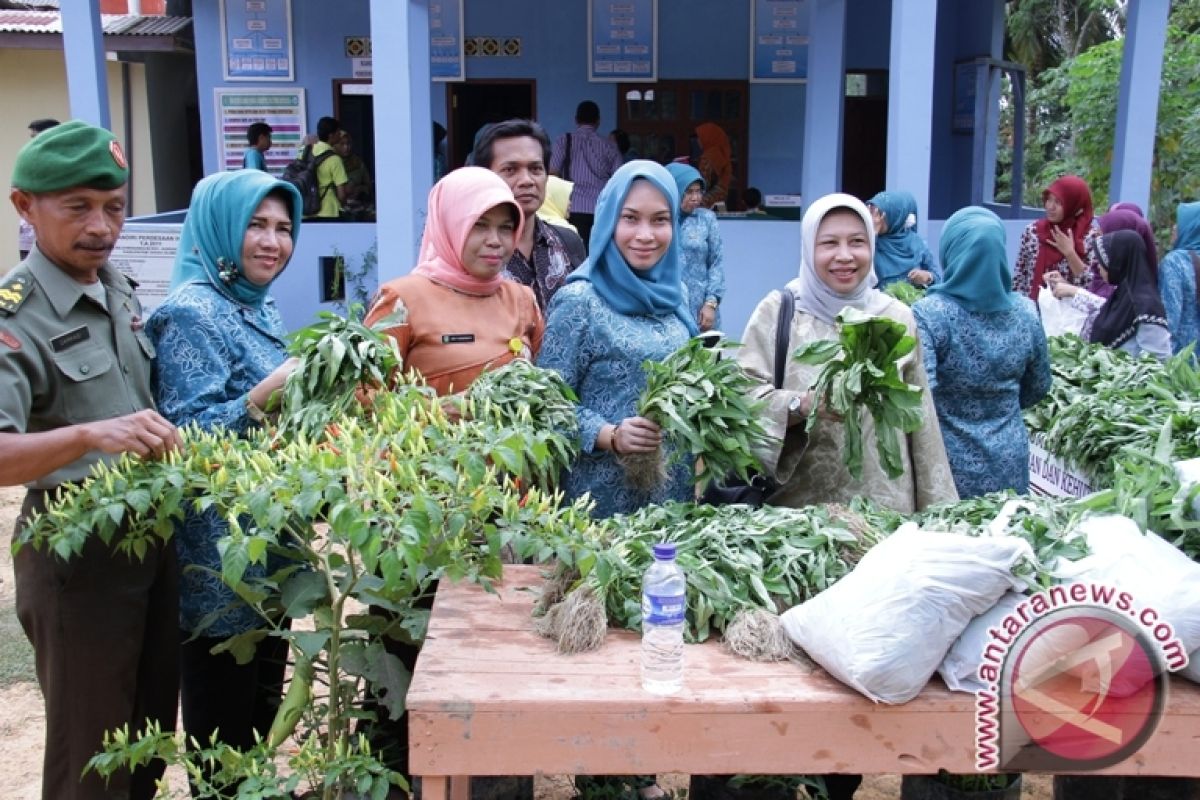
{"left": 447, "top": 80, "right": 536, "bottom": 169}
{"left": 842, "top": 71, "right": 888, "bottom": 202}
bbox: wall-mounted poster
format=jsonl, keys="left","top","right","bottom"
{"left": 214, "top": 88, "right": 307, "bottom": 173}
{"left": 430, "top": 0, "right": 465, "bottom": 82}
{"left": 750, "top": 0, "right": 809, "bottom": 83}
{"left": 588, "top": 0, "right": 657, "bottom": 82}
{"left": 221, "top": 0, "right": 294, "bottom": 81}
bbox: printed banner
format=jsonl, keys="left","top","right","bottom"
{"left": 751, "top": 0, "right": 808, "bottom": 83}
{"left": 214, "top": 88, "right": 307, "bottom": 173}
{"left": 221, "top": 0, "right": 294, "bottom": 81}
{"left": 1028, "top": 434, "right": 1096, "bottom": 499}
{"left": 110, "top": 223, "right": 184, "bottom": 316}
{"left": 589, "top": 0, "right": 656, "bottom": 82}
{"left": 430, "top": 0, "right": 465, "bottom": 81}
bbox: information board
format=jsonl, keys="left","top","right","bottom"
{"left": 430, "top": 0, "right": 465, "bottom": 82}
{"left": 221, "top": 0, "right": 294, "bottom": 81}
{"left": 588, "top": 0, "right": 657, "bottom": 82}
{"left": 750, "top": 0, "right": 808, "bottom": 83}
{"left": 109, "top": 223, "right": 184, "bottom": 316}
{"left": 214, "top": 88, "right": 307, "bottom": 173}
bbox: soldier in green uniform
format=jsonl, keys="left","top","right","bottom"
{"left": 1, "top": 120, "right": 183, "bottom": 800}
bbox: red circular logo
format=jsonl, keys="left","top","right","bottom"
{"left": 1004, "top": 608, "right": 1165, "bottom": 770}
{"left": 109, "top": 139, "right": 128, "bottom": 170}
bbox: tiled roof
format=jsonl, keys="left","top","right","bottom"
{"left": 0, "top": 10, "right": 191, "bottom": 36}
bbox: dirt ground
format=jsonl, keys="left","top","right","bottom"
{"left": 0, "top": 485, "right": 1051, "bottom": 799}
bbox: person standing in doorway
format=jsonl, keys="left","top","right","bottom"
{"left": 17, "top": 118, "right": 59, "bottom": 259}
{"left": 2, "top": 120, "right": 183, "bottom": 800}
{"left": 242, "top": 121, "right": 272, "bottom": 172}
{"left": 550, "top": 100, "right": 622, "bottom": 249}
{"left": 474, "top": 119, "right": 586, "bottom": 310}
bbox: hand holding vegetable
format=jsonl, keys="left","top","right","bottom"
{"left": 611, "top": 416, "right": 662, "bottom": 453}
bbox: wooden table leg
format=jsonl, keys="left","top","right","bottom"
{"left": 449, "top": 775, "right": 470, "bottom": 800}
{"left": 420, "top": 776, "right": 448, "bottom": 800}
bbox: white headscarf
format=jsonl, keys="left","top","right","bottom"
{"left": 787, "top": 192, "right": 892, "bottom": 325}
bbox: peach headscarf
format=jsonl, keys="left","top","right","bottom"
{"left": 414, "top": 166, "right": 523, "bottom": 296}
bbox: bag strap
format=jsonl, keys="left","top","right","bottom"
{"left": 773, "top": 289, "right": 794, "bottom": 390}
{"left": 1189, "top": 251, "right": 1200, "bottom": 306}
{"left": 562, "top": 133, "right": 572, "bottom": 182}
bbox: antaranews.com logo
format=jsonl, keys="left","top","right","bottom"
{"left": 975, "top": 582, "right": 1187, "bottom": 772}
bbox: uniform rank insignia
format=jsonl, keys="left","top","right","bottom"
{"left": 0, "top": 276, "right": 29, "bottom": 315}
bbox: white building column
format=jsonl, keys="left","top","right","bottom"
{"left": 885, "top": 0, "right": 937, "bottom": 234}
{"left": 371, "top": 0, "right": 433, "bottom": 280}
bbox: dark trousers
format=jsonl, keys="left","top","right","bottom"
{"left": 1053, "top": 776, "right": 1200, "bottom": 799}
{"left": 14, "top": 489, "right": 179, "bottom": 800}
{"left": 180, "top": 629, "right": 290, "bottom": 776}
{"left": 570, "top": 212, "right": 596, "bottom": 253}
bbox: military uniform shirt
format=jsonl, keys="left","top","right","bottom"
{"left": 0, "top": 246, "right": 156, "bottom": 489}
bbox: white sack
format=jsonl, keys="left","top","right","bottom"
{"left": 938, "top": 592, "right": 1026, "bottom": 694}
{"left": 780, "top": 525, "right": 1034, "bottom": 703}
{"left": 1054, "top": 514, "right": 1200, "bottom": 682}
{"left": 1037, "top": 290, "right": 1088, "bottom": 338}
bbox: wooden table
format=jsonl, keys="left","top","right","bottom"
{"left": 407, "top": 566, "right": 1200, "bottom": 799}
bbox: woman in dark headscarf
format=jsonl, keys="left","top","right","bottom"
{"left": 867, "top": 190, "right": 940, "bottom": 289}
{"left": 1012, "top": 175, "right": 1103, "bottom": 300}
{"left": 1048, "top": 230, "right": 1171, "bottom": 360}
{"left": 1094, "top": 207, "right": 1159, "bottom": 299}
{"left": 147, "top": 169, "right": 303, "bottom": 770}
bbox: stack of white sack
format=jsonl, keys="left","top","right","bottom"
{"left": 780, "top": 524, "right": 1034, "bottom": 703}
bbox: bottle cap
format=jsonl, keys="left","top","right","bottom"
{"left": 652, "top": 543, "right": 676, "bottom": 560}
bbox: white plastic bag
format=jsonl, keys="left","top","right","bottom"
{"left": 1054, "top": 514, "right": 1200, "bottom": 682}
{"left": 1174, "top": 457, "right": 1200, "bottom": 519}
{"left": 780, "top": 525, "right": 1034, "bottom": 703}
{"left": 938, "top": 592, "right": 1026, "bottom": 694}
{"left": 1037, "top": 289, "right": 1088, "bottom": 337}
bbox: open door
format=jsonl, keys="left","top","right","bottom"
{"left": 842, "top": 71, "right": 888, "bottom": 202}
{"left": 447, "top": 80, "right": 537, "bottom": 168}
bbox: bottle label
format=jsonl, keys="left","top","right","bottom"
{"left": 643, "top": 592, "right": 686, "bottom": 625}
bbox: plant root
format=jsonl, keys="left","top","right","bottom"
{"left": 535, "top": 585, "right": 607, "bottom": 654}
{"left": 723, "top": 607, "right": 796, "bottom": 662}
{"left": 619, "top": 448, "right": 667, "bottom": 492}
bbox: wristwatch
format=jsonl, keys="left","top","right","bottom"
{"left": 787, "top": 394, "right": 805, "bottom": 419}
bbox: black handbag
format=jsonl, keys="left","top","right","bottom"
{"left": 700, "top": 289, "right": 794, "bottom": 507}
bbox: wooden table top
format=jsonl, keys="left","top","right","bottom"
{"left": 406, "top": 566, "right": 1200, "bottom": 777}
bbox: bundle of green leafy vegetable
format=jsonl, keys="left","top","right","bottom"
{"left": 1024, "top": 335, "right": 1200, "bottom": 482}
{"left": 276, "top": 306, "right": 407, "bottom": 438}
{"left": 464, "top": 359, "right": 581, "bottom": 484}
{"left": 793, "top": 307, "right": 924, "bottom": 479}
{"left": 884, "top": 281, "right": 926, "bottom": 306}
{"left": 535, "top": 501, "right": 886, "bottom": 651}
{"left": 628, "top": 336, "right": 774, "bottom": 490}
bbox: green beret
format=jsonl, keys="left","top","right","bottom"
{"left": 11, "top": 120, "right": 129, "bottom": 193}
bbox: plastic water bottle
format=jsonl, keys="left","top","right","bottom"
{"left": 641, "top": 542, "right": 686, "bottom": 694}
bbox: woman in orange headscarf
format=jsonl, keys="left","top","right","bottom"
{"left": 1012, "top": 175, "right": 1104, "bottom": 300}
{"left": 695, "top": 122, "right": 733, "bottom": 209}
{"left": 364, "top": 166, "right": 543, "bottom": 395}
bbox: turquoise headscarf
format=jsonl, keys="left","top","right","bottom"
{"left": 665, "top": 163, "right": 703, "bottom": 217}
{"left": 1176, "top": 201, "right": 1200, "bottom": 253}
{"left": 868, "top": 190, "right": 926, "bottom": 285}
{"left": 169, "top": 170, "right": 303, "bottom": 308}
{"left": 926, "top": 206, "right": 1013, "bottom": 314}
{"left": 567, "top": 160, "right": 698, "bottom": 334}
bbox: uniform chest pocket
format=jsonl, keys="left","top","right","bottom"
{"left": 52, "top": 346, "right": 116, "bottom": 421}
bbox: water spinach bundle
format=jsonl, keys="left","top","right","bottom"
{"left": 626, "top": 336, "right": 773, "bottom": 490}
{"left": 793, "top": 307, "right": 924, "bottom": 479}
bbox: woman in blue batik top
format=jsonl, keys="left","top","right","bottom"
{"left": 911, "top": 206, "right": 1051, "bottom": 497}
{"left": 147, "top": 169, "right": 301, "bottom": 766}
{"left": 1159, "top": 200, "right": 1200, "bottom": 357}
{"left": 868, "top": 190, "right": 941, "bottom": 289}
{"left": 666, "top": 162, "right": 724, "bottom": 332}
{"left": 538, "top": 160, "right": 699, "bottom": 520}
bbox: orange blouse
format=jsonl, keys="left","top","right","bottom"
{"left": 364, "top": 274, "right": 544, "bottom": 396}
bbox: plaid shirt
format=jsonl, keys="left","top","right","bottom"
{"left": 502, "top": 217, "right": 586, "bottom": 310}
{"left": 550, "top": 125, "right": 622, "bottom": 215}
